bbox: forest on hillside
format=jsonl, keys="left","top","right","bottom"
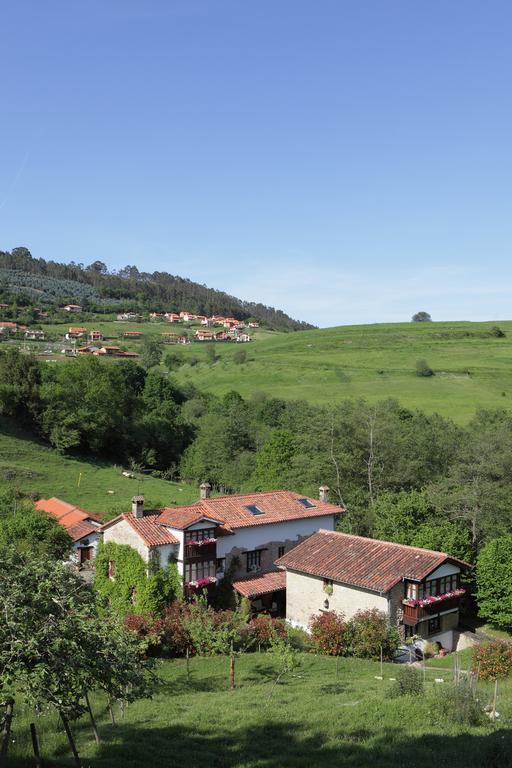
{"left": 0, "top": 247, "right": 314, "bottom": 331}
{"left": 2, "top": 347, "right": 512, "bottom": 568}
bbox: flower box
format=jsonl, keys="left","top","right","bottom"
{"left": 404, "top": 587, "right": 466, "bottom": 608}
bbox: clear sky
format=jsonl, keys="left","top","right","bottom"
{"left": 2, "top": 1, "right": 512, "bottom": 327}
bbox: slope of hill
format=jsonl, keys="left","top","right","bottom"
{"left": 173, "top": 320, "right": 512, "bottom": 423}
{"left": 0, "top": 420, "right": 198, "bottom": 516}
{"left": 0, "top": 248, "right": 314, "bottom": 331}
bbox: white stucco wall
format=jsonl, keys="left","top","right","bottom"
{"left": 426, "top": 563, "right": 460, "bottom": 580}
{"left": 216, "top": 515, "right": 336, "bottom": 559}
{"left": 103, "top": 519, "right": 150, "bottom": 562}
{"left": 285, "top": 569, "right": 390, "bottom": 630}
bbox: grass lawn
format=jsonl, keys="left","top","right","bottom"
{"left": 8, "top": 653, "right": 512, "bottom": 767}
{"left": 0, "top": 419, "right": 198, "bottom": 516}
{"left": 172, "top": 319, "right": 512, "bottom": 423}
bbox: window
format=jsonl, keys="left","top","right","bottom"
{"left": 420, "top": 573, "right": 460, "bottom": 599}
{"left": 185, "top": 560, "right": 216, "bottom": 582}
{"left": 428, "top": 616, "right": 441, "bottom": 635}
{"left": 297, "top": 498, "right": 316, "bottom": 509}
{"left": 245, "top": 504, "right": 264, "bottom": 516}
{"left": 108, "top": 560, "right": 115, "bottom": 580}
{"left": 406, "top": 582, "right": 418, "bottom": 600}
{"left": 185, "top": 527, "right": 215, "bottom": 544}
{"left": 246, "top": 550, "right": 263, "bottom": 572}
{"left": 278, "top": 546, "right": 285, "bottom": 558}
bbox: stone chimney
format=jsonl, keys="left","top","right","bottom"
{"left": 319, "top": 485, "right": 330, "bottom": 503}
{"left": 131, "top": 495, "right": 144, "bottom": 519}
{"left": 200, "top": 482, "right": 212, "bottom": 500}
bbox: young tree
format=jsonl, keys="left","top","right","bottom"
{"left": 0, "top": 548, "right": 153, "bottom": 763}
{"left": 141, "top": 336, "right": 164, "bottom": 368}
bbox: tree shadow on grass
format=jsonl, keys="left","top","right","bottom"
{"left": 8, "top": 721, "right": 510, "bottom": 768}
{"left": 156, "top": 672, "right": 230, "bottom": 695}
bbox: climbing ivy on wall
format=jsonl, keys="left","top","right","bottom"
{"left": 95, "top": 541, "right": 181, "bottom": 616}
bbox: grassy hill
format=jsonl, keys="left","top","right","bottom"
{"left": 0, "top": 420, "right": 198, "bottom": 516}
{"left": 9, "top": 652, "right": 512, "bottom": 767}
{"left": 173, "top": 320, "right": 512, "bottom": 423}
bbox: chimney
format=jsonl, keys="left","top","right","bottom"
{"left": 319, "top": 485, "right": 330, "bottom": 503}
{"left": 131, "top": 495, "right": 144, "bottom": 518}
{"left": 200, "top": 482, "right": 212, "bottom": 500}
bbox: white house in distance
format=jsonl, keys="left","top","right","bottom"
{"left": 35, "top": 497, "right": 103, "bottom": 564}
{"left": 101, "top": 485, "right": 341, "bottom": 611}
{"left": 276, "top": 530, "right": 471, "bottom": 651}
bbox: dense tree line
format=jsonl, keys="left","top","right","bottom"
{"left": 0, "top": 247, "right": 314, "bottom": 330}
{"left": 3, "top": 348, "right": 512, "bottom": 568}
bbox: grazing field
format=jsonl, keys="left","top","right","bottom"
{"left": 8, "top": 653, "right": 512, "bottom": 768}
{"left": 0, "top": 420, "right": 197, "bottom": 516}
{"left": 173, "top": 320, "right": 512, "bottom": 423}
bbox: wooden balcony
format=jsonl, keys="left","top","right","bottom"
{"left": 184, "top": 542, "right": 217, "bottom": 561}
{"left": 402, "top": 595, "right": 462, "bottom": 626}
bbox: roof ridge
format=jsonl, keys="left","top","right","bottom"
{"left": 316, "top": 529, "right": 450, "bottom": 560}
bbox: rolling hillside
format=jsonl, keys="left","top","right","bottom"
{"left": 173, "top": 320, "right": 512, "bottom": 423}
{"left": 0, "top": 420, "right": 198, "bottom": 516}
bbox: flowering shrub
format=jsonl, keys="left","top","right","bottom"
{"left": 159, "top": 602, "right": 195, "bottom": 657}
{"left": 348, "top": 608, "right": 399, "bottom": 660}
{"left": 310, "top": 611, "right": 347, "bottom": 655}
{"left": 472, "top": 639, "right": 512, "bottom": 680}
{"left": 241, "top": 615, "right": 288, "bottom": 649}
{"left": 124, "top": 613, "right": 164, "bottom": 655}
{"left": 404, "top": 588, "right": 466, "bottom": 608}
{"left": 186, "top": 576, "right": 217, "bottom": 588}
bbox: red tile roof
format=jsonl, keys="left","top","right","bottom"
{"left": 101, "top": 513, "right": 179, "bottom": 547}
{"left": 35, "top": 497, "right": 101, "bottom": 542}
{"left": 157, "top": 492, "right": 341, "bottom": 531}
{"left": 276, "top": 530, "right": 471, "bottom": 593}
{"left": 233, "top": 570, "right": 287, "bottom": 598}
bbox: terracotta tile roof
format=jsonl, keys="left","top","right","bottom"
{"left": 101, "top": 513, "right": 179, "bottom": 547}
{"left": 276, "top": 530, "right": 471, "bottom": 593}
{"left": 67, "top": 520, "right": 100, "bottom": 542}
{"left": 198, "top": 491, "right": 342, "bottom": 530}
{"left": 232, "top": 570, "right": 287, "bottom": 598}
{"left": 35, "top": 497, "right": 102, "bottom": 541}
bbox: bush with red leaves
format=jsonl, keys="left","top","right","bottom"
{"left": 310, "top": 611, "right": 347, "bottom": 656}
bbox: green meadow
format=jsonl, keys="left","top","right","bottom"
{"left": 173, "top": 320, "right": 512, "bottom": 423}
{"left": 0, "top": 420, "right": 197, "bottom": 516}
{"left": 8, "top": 653, "right": 512, "bottom": 768}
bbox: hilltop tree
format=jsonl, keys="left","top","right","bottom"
{"left": 412, "top": 311, "right": 432, "bottom": 322}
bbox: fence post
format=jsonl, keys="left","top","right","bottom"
{"left": 0, "top": 698, "right": 14, "bottom": 764}
{"left": 30, "top": 723, "right": 43, "bottom": 768}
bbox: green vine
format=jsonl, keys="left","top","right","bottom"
{"left": 95, "top": 541, "right": 181, "bottom": 617}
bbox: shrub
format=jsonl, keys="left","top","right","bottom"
{"left": 124, "top": 613, "right": 164, "bottom": 656}
{"left": 160, "top": 602, "right": 194, "bottom": 657}
{"left": 310, "top": 611, "right": 347, "bottom": 656}
{"left": 348, "top": 608, "right": 400, "bottom": 660}
{"left": 491, "top": 326, "right": 506, "bottom": 338}
{"left": 431, "top": 684, "right": 483, "bottom": 726}
{"left": 416, "top": 358, "right": 434, "bottom": 377}
{"left": 241, "top": 615, "right": 288, "bottom": 650}
{"left": 472, "top": 640, "right": 512, "bottom": 680}
{"left": 387, "top": 666, "right": 423, "bottom": 698}
{"left": 233, "top": 348, "right": 247, "bottom": 364}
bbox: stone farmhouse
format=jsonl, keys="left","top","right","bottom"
{"left": 101, "top": 485, "right": 341, "bottom": 609}
{"left": 276, "top": 529, "right": 471, "bottom": 651}
{"left": 35, "top": 497, "right": 102, "bottom": 564}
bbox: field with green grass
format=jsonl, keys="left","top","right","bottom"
{"left": 0, "top": 420, "right": 197, "bottom": 516}
{"left": 173, "top": 320, "right": 512, "bottom": 423}
{"left": 8, "top": 653, "right": 512, "bottom": 768}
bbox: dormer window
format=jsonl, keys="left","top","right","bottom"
{"left": 245, "top": 504, "right": 264, "bottom": 516}
{"left": 297, "top": 498, "right": 316, "bottom": 509}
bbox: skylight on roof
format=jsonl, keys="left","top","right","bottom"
{"left": 297, "top": 498, "right": 316, "bottom": 509}
{"left": 245, "top": 504, "right": 264, "bottom": 516}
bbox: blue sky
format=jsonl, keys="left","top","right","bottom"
{"left": 1, "top": 1, "right": 512, "bottom": 327}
